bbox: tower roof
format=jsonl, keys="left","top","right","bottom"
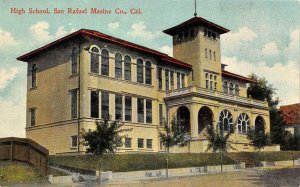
{"left": 163, "top": 17, "right": 230, "bottom": 35}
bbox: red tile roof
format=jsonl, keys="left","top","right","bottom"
{"left": 279, "top": 103, "right": 300, "bottom": 126}
{"left": 163, "top": 17, "right": 230, "bottom": 35}
{"left": 17, "top": 29, "right": 192, "bottom": 69}
{"left": 221, "top": 70, "right": 254, "bottom": 83}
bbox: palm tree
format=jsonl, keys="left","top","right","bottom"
{"left": 205, "top": 123, "right": 235, "bottom": 173}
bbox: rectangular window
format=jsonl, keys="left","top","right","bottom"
{"left": 138, "top": 138, "right": 144, "bottom": 148}
{"left": 101, "top": 92, "right": 109, "bottom": 119}
{"left": 125, "top": 138, "right": 132, "bottom": 148}
{"left": 115, "top": 94, "right": 122, "bottom": 120}
{"left": 71, "top": 135, "right": 78, "bottom": 147}
{"left": 91, "top": 91, "right": 99, "bottom": 118}
{"left": 159, "top": 104, "right": 163, "bottom": 126}
{"left": 71, "top": 90, "right": 78, "bottom": 119}
{"left": 157, "top": 67, "right": 162, "bottom": 90}
{"left": 170, "top": 70, "right": 174, "bottom": 89}
{"left": 177, "top": 72, "right": 181, "bottom": 89}
{"left": 30, "top": 108, "right": 36, "bottom": 127}
{"left": 181, "top": 74, "right": 185, "bottom": 88}
{"left": 137, "top": 98, "right": 144, "bottom": 123}
{"left": 210, "top": 81, "right": 213, "bottom": 90}
{"left": 165, "top": 69, "right": 169, "bottom": 91}
{"left": 205, "top": 49, "right": 208, "bottom": 58}
{"left": 206, "top": 80, "right": 209, "bottom": 89}
{"left": 146, "top": 100, "right": 152, "bottom": 123}
{"left": 214, "top": 82, "right": 217, "bottom": 90}
{"left": 213, "top": 51, "right": 216, "bottom": 61}
{"left": 146, "top": 139, "right": 153, "bottom": 149}
{"left": 125, "top": 96, "right": 132, "bottom": 121}
{"left": 209, "top": 50, "right": 212, "bottom": 60}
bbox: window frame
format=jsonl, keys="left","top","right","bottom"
{"left": 137, "top": 59, "right": 144, "bottom": 83}
{"left": 71, "top": 47, "right": 79, "bottom": 74}
{"left": 138, "top": 138, "right": 144, "bottom": 148}
{"left": 137, "top": 98, "right": 144, "bottom": 123}
{"left": 115, "top": 94, "right": 123, "bottom": 120}
{"left": 101, "top": 49, "right": 109, "bottom": 76}
{"left": 146, "top": 139, "right": 153, "bottom": 149}
{"left": 125, "top": 96, "right": 132, "bottom": 122}
{"left": 71, "top": 89, "right": 78, "bottom": 119}
{"left": 71, "top": 135, "right": 78, "bottom": 147}
{"left": 146, "top": 99, "right": 152, "bottom": 123}
{"left": 124, "top": 55, "right": 131, "bottom": 81}
{"left": 101, "top": 91, "right": 109, "bottom": 119}
{"left": 90, "top": 47, "right": 99, "bottom": 74}
{"left": 115, "top": 53, "right": 122, "bottom": 79}
{"left": 145, "top": 61, "right": 152, "bottom": 85}
{"left": 125, "top": 137, "right": 132, "bottom": 148}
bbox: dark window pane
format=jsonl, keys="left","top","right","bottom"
{"left": 138, "top": 138, "right": 144, "bottom": 148}
{"left": 165, "top": 69, "right": 169, "bottom": 91}
{"left": 71, "top": 90, "right": 77, "bottom": 118}
{"left": 101, "top": 92, "right": 109, "bottom": 119}
{"left": 177, "top": 72, "right": 180, "bottom": 89}
{"left": 125, "top": 138, "right": 132, "bottom": 148}
{"left": 91, "top": 47, "right": 99, "bottom": 74}
{"left": 157, "top": 67, "right": 162, "bottom": 90}
{"left": 137, "top": 59, "right": 143, "bottom": 83}
{"left": 30, "top": 108, "right": 36, "bottom": 126}
{"left": 146, "top": 100, "right": 152, "bottom": 123}
{"left": 124, "top": 55, "right": 131, "bottom": 81}
{"left": 71, "top": 136, "right": 78, "bottom": 147}
{"left": 147, "top": 139, "right": 152, "bottom": 149}
{"left": 115, "top": 53, "right": 122, "bottom": 79}
{"left": 170, "top": 71, "right": 174, "bottom": 89}
{"left": 91, "top": 91, "right": 99, "bottom": 118}
{"left": 145, "top": 61, "right": 151, "bottom": 85}
{"left": 125, "top": 96, "right": 132, "bottom": 121}
{"left": 71, "top": 47, "right": 79, "bottom": 74}
{"left": 101, "top": 49, "right": 109, "bottom": 76}
{"left": 137, "top": 98, "right": 144, "bottom": 123}
{"left": 159, "top": 104, "right": 163, "bottom": 126}
{"left": 32, "top": 64, "right": 37, "bottom": 88}
{"left": 115, "top": 94, "right": 122, "bottom": 120}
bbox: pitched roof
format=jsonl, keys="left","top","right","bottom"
{"left": 221, "top": 70, "right": 254, "bottom": 83}
{"left": 17, "top": 29, "right": 192, "bottom": 69}
{"left": 163, "top": 17, "right": 230, "bottom": 35}
{"left": 279, "top": 103, "right": 300, "bottom": 126}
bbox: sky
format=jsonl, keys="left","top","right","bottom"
{"left": 0, "top": 0, "right": 299, "bottom": 138}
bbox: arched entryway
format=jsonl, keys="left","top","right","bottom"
{"left": 198, "top": 106, "right": 213, "bottom": 134}
{"left": 255, "top": 116, "right": 265, "bottom": 134}
{"left": 177, "top": 106, "right": 191, "bottom": 133}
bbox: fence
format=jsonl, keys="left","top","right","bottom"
{"left": 0, "top": 137, "right": 49, "bottom": 175}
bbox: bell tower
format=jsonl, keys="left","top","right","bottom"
{"left": 163, "top": 17, "right": 229, "bottom": 91}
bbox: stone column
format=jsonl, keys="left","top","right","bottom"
{"left": 190, "top": 104, "right": 198, "bottom": 138}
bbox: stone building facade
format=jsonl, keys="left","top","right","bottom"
{"left": 18, "top": 17, "right": 272, "bottom": 155}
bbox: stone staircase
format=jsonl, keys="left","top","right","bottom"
{"left": 227, "top": 152, "right": 258, "bottom": 168}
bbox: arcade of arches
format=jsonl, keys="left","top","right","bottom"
{"left": 174, "top": 105, "right": 268, "bottom": 143}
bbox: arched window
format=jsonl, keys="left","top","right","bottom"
{"left": 90, "top": 47, "right": 99, "bottom": 74}
{"left": 31, "top": 64, "right": 37, "bottom": 88}
{"left": 237, "top": 113, "right": 250, "bottom": 134}
{"left": 71, "top": 47, "right": 79, "bottom": 74}
{"left": 255, "top": 116, "right": 265, "bottom": 134}
{"left": 124, "top": 55, "right": 131, "bottom": 81}
{"left": 137, "top": 59, "right": 144, "bottom": 83}
{"left": 115, "top": 53, "right": 122, "bottom": 79}
{"left": 177, "top": 106, "right": 190, "bottom": 133}
{"left": 101, "top": 49, "right": 109, "bottom": 76}
{"left": 222, "top": 81, "right": 228, "bottom": 93}
{"left": 198, "top": 106, "right": 213, "bottom": 134}
{"left": 219, "top": 110, "right": 233, "bottom": 133}
{"left": 229, "top": 83, "right": 234, "bottom": 95}
{"left": 145, "top": 61, "right": 152, "bottom": 85}
{"left": 235, "top": 84, "right": 239, "bottom": 96}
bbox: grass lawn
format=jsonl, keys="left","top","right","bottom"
{"left": 49, "top": 153, "right": 235, "bottom": 172}
{"left": 0, "top": 161, "right": 47, "bottom": 185}
{"left": 48, "top": 167, "right": 69, "bottom": 176}
{"left": 235, "top": 151, "right": 300, "bottom": 162}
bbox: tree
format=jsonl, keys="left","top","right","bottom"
{"left": 159, "top": 117, "right": 191, "bottom": 178}
{"left": 81, "top": 117, "right": 131, "bottom": 183}
{"left": 247, "top": 73, "right": 289, "bottom": 148}
{"left": 205, "top": 124, "right": 235, "bottom": 173}
{"left": 247, "top": 127, "right": 271, "bottom": 166}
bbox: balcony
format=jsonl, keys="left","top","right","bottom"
{"left": 165, "top": 86, "right": 268, "bottom": 108}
